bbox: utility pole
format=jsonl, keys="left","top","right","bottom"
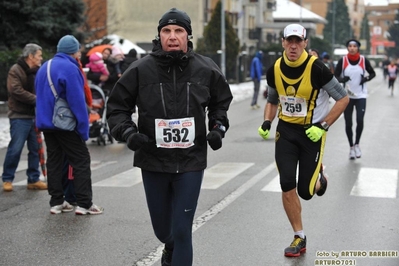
{"left": 300, "top": 0, "right": 302, "bottom": 23}
{"left": 332, "top": 0, "right": 336, "bottom": 56}
{"left": 221, "top": 0, "right": 226, "bottom": 76}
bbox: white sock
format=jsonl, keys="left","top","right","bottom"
{"left": 294, "top": 230, "right": 305, "bottom": 239}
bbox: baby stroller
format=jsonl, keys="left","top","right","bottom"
{"left": 89, "top": 84, "right": 113, "bottom": 145}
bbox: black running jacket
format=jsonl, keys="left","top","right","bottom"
{"left": 106, "top": 40, "right": 233, "bottom": 173}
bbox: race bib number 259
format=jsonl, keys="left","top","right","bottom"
{"left": 155, "top": 117, "right": 195, "bottom": 149}
{"left": 280, "top": 96, "right": 307, "bottom": 117}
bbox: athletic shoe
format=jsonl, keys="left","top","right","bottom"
{"left": 284, "top": 235, "right": 307, "bottom": 257}
{"left": 316, "top": 169, "right": 328, "bottom": 196}
{"left": 161, "top": 247, "right": 173, "bottom": 266}
{"left": 75, "top": 204, "right": 104, "bottom": 215}
{"left": 354, "top": 144, "right": 361, "bottom": 158}
{"left": 349, "top": 147, "right": 356, "bottom": 160}
{"left": 27, "top": 180, "right": 47, "bottom": 190}
{"left": 50, "top": 201, "right": 74, "bottom": 214}
{"left": 3, "top": 182, "right": 13, "bottom": 192}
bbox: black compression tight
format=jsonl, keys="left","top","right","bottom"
{"left": 344, "top": 98, "right": 366, "bottom": 147}
{"left": 141, "top": 170, "right": 203, "bottom": 266}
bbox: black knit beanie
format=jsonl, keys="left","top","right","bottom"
{"left": 157, "top": 8, "right": 192, "bottom": 36}
{"left": 346, "top": 39, "right": 361, "bottom": 48}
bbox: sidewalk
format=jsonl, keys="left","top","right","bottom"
{"left": 0, "top": 81, "right": 260, "bottom": 149}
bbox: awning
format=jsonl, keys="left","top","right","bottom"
{"left": 99, "top": 34, "right": 147, "bottom": 54}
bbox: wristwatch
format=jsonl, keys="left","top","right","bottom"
{"left": 321, "top": 121, "right": 330, "bottom": 131}
{"left": 214, "top": 124, "right": 226, "bottom": 133}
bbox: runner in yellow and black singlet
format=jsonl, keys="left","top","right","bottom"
{"left": 258, "top": 24, "right": 349, "bottom": 258}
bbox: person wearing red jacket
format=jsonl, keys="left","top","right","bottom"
{"left": 387, "top": 59, "right": 398, "bottom": 95}
{"left": 334, "top": 39, "right": 376, "bottom": 159}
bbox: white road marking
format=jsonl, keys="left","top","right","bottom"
{"left": 0, "top": 160, "right": 29, "bottom": 175}
{"left": 201, "top": 162, "right": 254, "bottom": 189}
{"left": 13, "top": 175, "right": 46, "bottom": 186}
{"left": 11, "top": 160, "right": 117, "bottom": 186}
{"left": 93, "top": 162, "right": 254, "bottom": 189}
{"left": 7, "top": 160, "right": 399, "bottom": 201}
{"left": 91, "top": 160, "right": 117, "bottom": 170}
{"left": 261, "top": 165, "right": 301, "bottom": 192}
{"left": 261, "top": 174, "right": 281, "bottom": 192}
{"left": 93, "top": 167, "right": 142, "bottom": 187}
{"left": 350, "top": 167, "right": 398, "bottom": 198}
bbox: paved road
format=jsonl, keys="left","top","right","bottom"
{"left": 1, "top": 69, "right": 398, "bottom": 266}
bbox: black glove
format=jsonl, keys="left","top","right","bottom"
{"left": 261, "top": 120, "right": 271, "bottom": 131}
{"left": 126, "top": 133, "right": 149, "bottom": 151}
{"left": 113, "top": 124, "right": 138, "bottom": 143}
{"left": 206, "top": 129, "right": 223, "bottom": 151}
{"left": 360, "top": 75, "right": 368, "bottom": 85}
{"left": 258, "top": 120, "right": 271, "bottom": 140}
{"left": 338, "top": 76, "right": 350, "bottom": 83}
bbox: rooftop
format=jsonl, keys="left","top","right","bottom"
{"left": 273, "top": 0, "right": 327, "bottom": 24}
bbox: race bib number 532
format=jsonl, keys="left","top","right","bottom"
{"left": 155, "top": 117, "right": 195, "bottom": 148}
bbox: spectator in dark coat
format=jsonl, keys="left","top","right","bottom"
{"left": 2, "top": 43, "right": 47, "bottom": 192}
{"left": 121, "top": 49, "right": 138, "bottom": 73}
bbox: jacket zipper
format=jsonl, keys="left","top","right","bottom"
{"left": 159, "top": 83, "right": 167, "bottom": 117}
{"left": 172, "top": 66, "right": 180, "bottom": 173}
{"left": 186, "top": 82, "right": 190, "bottom": 116}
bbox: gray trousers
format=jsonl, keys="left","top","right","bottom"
{"left": 251, "top": 78, "right": 260, "bottom": 106}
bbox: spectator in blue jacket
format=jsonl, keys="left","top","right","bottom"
{"left": 35, "top": 35, "right": 103, "bottom": 215}
{"left": 250, "top": 51, "right": 263, "bottom": 109}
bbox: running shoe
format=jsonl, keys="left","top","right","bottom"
{"left": 50, "top": 201, "right": 74, "bottom": 214}
{"left": 316, "top": 171, "right": 328, "bottom": 196}
{"left": 354, "top": 144, "right": 361, "bottom": 158}
{"left": 349, "top": 147, "right": 356, "bottom": 160}
{"left": 161, "top": 247, "right": 173, "bottom": 266}
{"left": 75, "top": 204, "right": 104, "bottom": 215}
{"left": 284, "top": 235, "right": 307, "bottom": 257}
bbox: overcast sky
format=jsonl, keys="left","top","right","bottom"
{"left": 365, "top": 0, "right": 399, "bottom": 5}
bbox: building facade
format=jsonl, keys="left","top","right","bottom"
{"left": 82, "top": 0, "right": 108, "bottom": 42}
{"left": 83, "top": 0, "right": 397, "bottom": 56}
{"left": 83, "top": 0, "right": 327, "bottom": 78}
{"left": 106, "top": 0, "right": 206, "bottom": 52}
{"left": 366, "top": 3, "right": 399, "bottom": 55}
{"left": 102, "top": 1, "right": 325, "bottom": 53}
{"left": 291, "top": 0, "right": 366, "bottom": 42}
